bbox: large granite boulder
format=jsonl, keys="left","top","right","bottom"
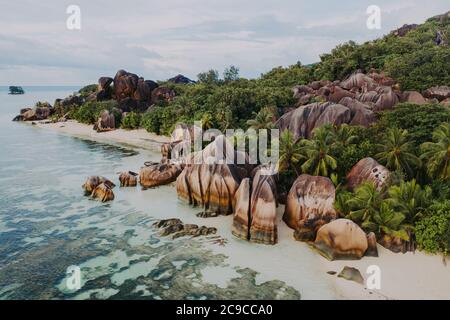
{"left": 140, "top": 163, "right": 182, "bottom": 188}
{"left": 93, "top": 110, "right": 115, "bottom": 132}
{"left": 277, "top": 102, "right": 350, "bottom": 139}
{"left": 284, "top": 174, "right": 337, "bottom": 241}
{"left": 327, "top": 86, "right": 355, "bottom": 103}
{"left": 391, "top": 24, "right": 419, "bottom": 37}
{"left": 98, "top": 77, "right": 113, "bottom": 91}
{"left": 151, "top": 87, "right": 176, "bottom": 104}
{"left": 356, "top": 86, "right": 398, "bottom": 111}
{"left": 232, "top": 178, "right": 251, "bottom": 240}
{"left": 340, "top": 73, "right": 376, "bottom": 91}
{"left": 133, "top": 78, "right": 158, "bottom": 102}
{"left": 113, "top": 69, "right": 139, "bottom": 101}
{"left": 313, "top": 219, "right": 369, "bottom": 260}
{"left": 339, "top": 97, "right": 376, "bottom": 127}
{"left": 402, "top": 91, "right": 427, "bottom": 105}
{"left": 346, "top": 157, "right": 389, "bottom": 191}
{"left": 423, "top": 86, "right": 450, "bottom": 102}
{"left": 168, "top": 74, "right": 195, "bottom": 84}
{"left": 176, "top": 136, "right": 249, "bottom": 215}
{"left": 177, "top": 163, "right": 246, "bottom": 215}
{"left": 232, "top": 168, "right": 278, "bottom": 245}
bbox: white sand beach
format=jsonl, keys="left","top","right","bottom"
{"left": 32, "top": 120, "right": 450, "bottom": 300}
{"left": 32, "top": 120, "right": 169, "bottom": 152}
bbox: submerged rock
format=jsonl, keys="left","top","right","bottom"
{"left": 313, "top": 219, "right": 368, "bottom": 260}
{"left": 284, "top": 174, "right": 337, "bottom": 241}
{"left": 82, "top": 176, "right": 116, "bottom": 195}
{"left": 152, "top": 218, "right": 217, "bottom": 239}
{"left": 140, "top": 163, "right": 182, "bottom": 188}
{"left": 119, "top": 171, "right": 138, "bottom": 187}
{"left": 338, "top": 266, "right": 364, "bottom": 285}
{"left": 346, "top": 157, "right": 389, "bottom": 191}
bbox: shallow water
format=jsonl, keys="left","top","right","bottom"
{"left": 0, "top": 87, "right": 336, "bottom": 299}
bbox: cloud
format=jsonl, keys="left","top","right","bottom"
{"left": 0, "top": 0, "right": 448, "bottom": 85}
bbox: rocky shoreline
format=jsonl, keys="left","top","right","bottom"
{"left": 28, "top": 118, "right": 450, "bottom": 300}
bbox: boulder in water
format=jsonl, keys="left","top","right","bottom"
{"left": 119, "top": 171, "right": 138, "bottom": 187}
{"left": 82, "top": 176, "right": 115, "bottom": 195}
{"left": 140, "top": 163, "right": 182, "bottom": 188}
{"left": 91, "top": 183, "right": 115, "bottom": 202}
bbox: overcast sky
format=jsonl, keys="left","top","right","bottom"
{"left": 0, "top": 0, "right": 448, "bottom": 85}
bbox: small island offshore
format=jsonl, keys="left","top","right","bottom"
{"left": 6, "top": 10, "right": 450, "bottom": 300}
{"left": 8, "top": 86, "right": 25, "bottom": 95}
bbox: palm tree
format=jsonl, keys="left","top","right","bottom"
{"left": 300, "top": 126, "right": 337, "bottom": 177}
{"left": 334, "top": 190, "right": 353, "bottom": 218}
{"left": 246, "top": 107, "right": 276, "bottom": 130}
{"left": 277, "top": 129, "right": 304, "bottom": 175}
{"left": 375, "top": 127, "right": 421, "bottom": 178}
{"left": 346, "top": 182, "right": 383, "bottom": 223}
{"left": 420, "top": 123, "right": 450, "bottom": 181}
{"left": 331, "top": 124, "right": 358, "bottom": 149}
{"left": 201, "top": 113, "right": 214, "bottom": 130}
{"left": 363, "top": 202, "right": 409, "bottom": 241}
{"left": 387, "top": 179, "right": 432, "bottom": 225}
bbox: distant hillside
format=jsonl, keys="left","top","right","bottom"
{"left": 310, "top": 11, "right": 450, "bottom": 91}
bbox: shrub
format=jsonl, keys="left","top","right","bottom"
{"left": 73, "top": 100, "right": 119, "bottom": 125}
{"left": 121, "top": 112, "right": 142, "bottom": 130}
{"left": 376, "top": 104, "right": 450, "bottom": 147}
{"left": 141, "top": 108, "right": 164, "bottom": 135}
{"left": 415, "top": 200, "right": 450, "bottom": 255}
{"left": 78, "top": 84, "right": 98, "bottom": 98}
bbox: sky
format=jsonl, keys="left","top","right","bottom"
{"left": 0, "top": 0, "right": 448, "bottom": 85}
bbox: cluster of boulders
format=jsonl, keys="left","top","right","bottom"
{"left": 82, "top": 176, "right": 116, "bottom": 202}
{"left": 279, "top": 72, "right": 450, "bottom": 138}
{"left": 280, "top": 158, "right": 389, "bottom": 259}
{"left": 12, "top": 69, "right": 195, "bottom": 132}
{"left": 12, "top": 103, "right": 53, "bottom": 122}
